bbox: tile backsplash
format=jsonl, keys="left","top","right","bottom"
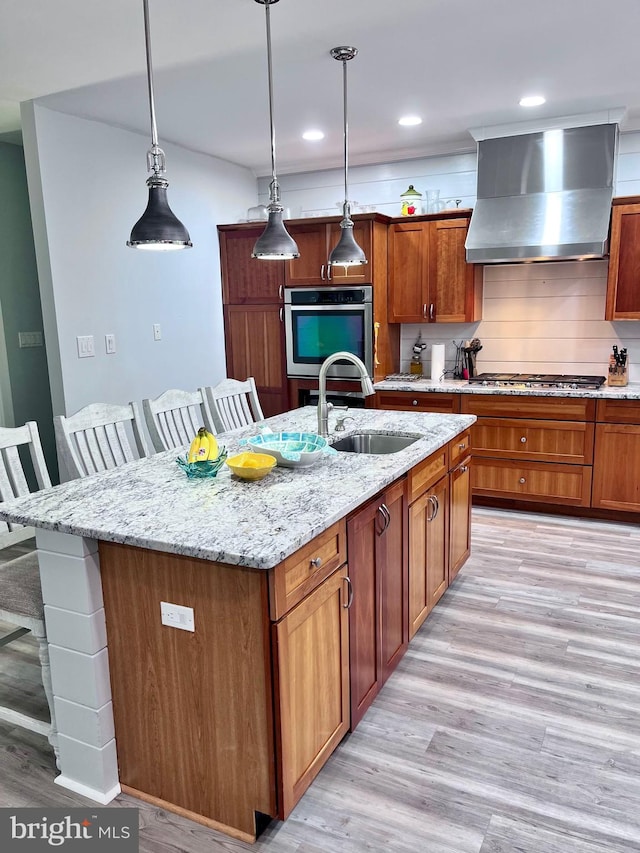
{"left": 400, "top": 260, "right": 640, "bottom": 382}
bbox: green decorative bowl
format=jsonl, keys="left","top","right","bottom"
{"left": 176, "top": 448, "right": 227, "bottom": 478}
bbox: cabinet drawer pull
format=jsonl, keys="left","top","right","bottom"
{"left": 412, "top": 399, "right": 418, "bottom": 406}
{"left": 309, "top": 556, "right": 322, "bottom": 569}
{"left": 327, "top": 263, "right": 333, "bottom": 280}
{"left": 520, "top": 436, "right": 527, "bottom": 443}
{"left": 459, "top": 465, "right": 468, "bottom": 473}
{"left": 278, "top": 284, "right": 283, "bottom": 301}
{"left": 279, "top": 307, "right": 284, "bottom": 323}
{"left": 519, "top": 477, "right": 526, "bottom": 484}
{"left": 429, "top": 303, "right": 435, "bottom": 321}
{"left": 343, "top": 575, "right": 354, "bottom": 609}
{"left": 422, "top": 303, "right": 428, "bottom": 319}
{"left": 321, "top": 264, "right": 325, "bottom": 281}
{"left": 459, "top": 442, "right": 466, "bottom": 450}
{"left": 377, "top": 503, "right": 391, "bottom": 534}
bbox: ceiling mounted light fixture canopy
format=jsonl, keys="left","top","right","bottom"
{"left": 329, "top": 45, "right": 367, "bottom": 268}
{"left": 127, "top": 0, "right": 192, "bottom": 251}
{"left": 252, "top": 0, "right": 299, "bottom": 261}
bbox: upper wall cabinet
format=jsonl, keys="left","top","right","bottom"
{"left": 606, "top": 198, "right": 640, "bottom": 320}
{"left": 218, "top": 226, "right": 284, "bottom": 304}
{"left": 388, "top": 212, "right": 483, "bottom": 324}
{"left": 284, "top": 218, "right": 373, "bottom": 286}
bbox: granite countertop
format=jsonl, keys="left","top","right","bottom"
{"left": 0, "top": 407, "right": 475, "bottom": 570}
{"left": 375, "top": 377, "right": 640, "bottom": 400}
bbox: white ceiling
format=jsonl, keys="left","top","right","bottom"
{"left": 2, "top": 0, "right": 640, "bottom": 176}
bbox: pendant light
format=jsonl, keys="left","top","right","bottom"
{"left": 252, "top": 0, "right": 299, "bottom": 260}
{"left": 328, "top": 46, "right": 366, "bottom": 267}
{"left": 127, "top": 0, "right": 192, "bottom": 251}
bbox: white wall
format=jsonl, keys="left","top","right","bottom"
{"left": 259, "top": 130, "right": 640, "bottom": 383}
{"left": 22, "top": 103, "right": 257, "bottom": 418}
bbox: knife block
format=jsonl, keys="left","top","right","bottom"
{"left": 607, "top": 356, "right": 628, "bottom": 386}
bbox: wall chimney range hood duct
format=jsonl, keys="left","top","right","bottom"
{"left": 465, "top": 122, "right": 618, "bottom": 263}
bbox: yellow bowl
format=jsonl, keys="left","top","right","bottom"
{"left": 225, "top": 451, "right": 277, "bottom": 481}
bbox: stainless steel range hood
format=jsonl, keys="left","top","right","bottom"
{"left": 465, "top": 123, "right": 618, "bottom": 263}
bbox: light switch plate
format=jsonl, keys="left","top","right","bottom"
{"left": 77, "top": 335, "right": 95, "bottom": 358}
{"left": 160, "top": 601, "right": 195, "bottom": 632}
{"left": 153, "top": 323, "right": 162, "bottom": 341}
{"left": 105, "top": 334, "right": 116, "bottom": 354}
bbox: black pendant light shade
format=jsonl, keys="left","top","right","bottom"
{"left": 128, "top": 176, "right": 192, "bottom": 250}
{"left": 127, "top": 0, "right": 192, "bottom": 251}
{"left": 329, "top": 46, "right": 366, "bottom": 268}
{"left": 252, "top": 0, "right": 299, "bottom": 260}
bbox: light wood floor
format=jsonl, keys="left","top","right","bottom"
{"left": 1, "top": 509, "right": 640, "bottom": 853}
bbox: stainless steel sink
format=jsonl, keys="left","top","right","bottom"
{"left": 331, "top": 432, "right": 420, "bottom": 454}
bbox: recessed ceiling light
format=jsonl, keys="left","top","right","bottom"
{"left": 519, "top": 95, "right": 546, "bottom": 107}
{"left": 302, "top": 129, "right": 325, "bottom": 141}
{"left": 398, "top": 115, "right": 422, "bottom": 127}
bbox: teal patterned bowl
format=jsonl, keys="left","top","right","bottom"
{"left": 176, "top": 448, "right": 227, "bottom": 478}
{"left": 247, "top": 432, "right": 328, "bottom": 468}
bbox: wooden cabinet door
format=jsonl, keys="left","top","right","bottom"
{"left": 284, "top": 223, "right": 329, "bottom": 285}
{"left": 218, "top": 227, "right": 284, "bottom": 304}
{"left": 347, "top": 480, "right": 408, "bottom": 729}
{"left": 408, "top": 475, "right": 449, "bottom": 639}
{"left": 378, "top": 478, "right": 408, "bottom": 683}
{"left": 273, "top": 565, "right": 350, "bottom": 819}
{"left": 431, "top": 217, "right": 479, "bottom": 322}
{"left": 449, "top": 456, "right": 471, "bottom": 583}
{"left": 605, "top": 202, "right": 640, "bottom": 320}
{"left": 327, "top": 220, "right": 373, "bottom": 284}
{"left": 347, "top": 493, "right": 382, "bottom": 728}
{"left": 223, "top": 304, "right": 289, "bottom": 418}
{"left": 388, "top": 220, "right": 429, "bottom": 322}
{"left": 592, "top": 423, "right": 640, "bottom": 511}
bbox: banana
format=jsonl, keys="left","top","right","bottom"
{"left": 187, "top": 427, "right": 218, "bottom": 463}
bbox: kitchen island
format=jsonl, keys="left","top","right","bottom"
{"left": 0, "top": 406, "right": 475, "bottom": 842}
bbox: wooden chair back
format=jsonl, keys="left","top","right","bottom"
{"left": 142, "top": 388, "right": 216, "bottom": 452}
{"left": 205, "top": 378, "right": 265, "bottom": 433}
{"left": 54, "top": 401, "right": 149, "bottom": 480}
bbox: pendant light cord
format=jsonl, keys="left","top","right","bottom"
{"left": 264, "top": 1, "right": 281, "bottom": 206}
{"left": 142, "top": 0, "right": 165, "bottom": 176}
{"left": 341, "top": 56, "right": 349, "bottom": 220}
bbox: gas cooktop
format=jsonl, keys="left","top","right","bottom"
{"left": 468, "top": 373, "right": 606, "bottom": 389}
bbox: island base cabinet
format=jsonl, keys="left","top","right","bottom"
{"left": 408, "top": 475, "right": 449, "bottom": 638}
{"left": 271, "top": 565, "right": 350, "bottom": 820}
{"left": 449, "top": 456, "right": 472, "bottom": 583}
{"left": 98, "top": 543, "right": 276, "bottom": 844}
{"left": 347, "top": 479, "right": 408, "bottom": 730}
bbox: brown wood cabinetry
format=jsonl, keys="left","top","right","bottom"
{"left": 592, "top": 400, "right": 640, "bottom": 512}
{"left": 376, "top": 390, "right": 461, "bottom": 414}
{"left": 605, "top": 198, "right": 640, "bottom": 320}
{"left": 347, "top": 478, "right": 408, "bottom": 729}
{"left": 461, "top": 394, "right": 594, "bottom": 508}
{"left": 285, "top": 219, "right": 373, "bottom": 285}
{"left": 449, "top": 454, "right": 472, "bottom": 582}
{"left": 272, "top": 565, "right": 350, "bottom": 819}
{"left": 388, "top": 213, "right": 482, "bottom": 324}
{"left": 218, "top": 225, "right": 289, "bottom": 418}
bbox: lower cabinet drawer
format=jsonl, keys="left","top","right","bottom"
{"left": 472, "top": 418, "right": 594, "bottom": 464}
{"left": 376, "top": 391, "right": 460, "bottom": 414}
{"left": 472, "top": 458, "right": 592, "bottom": 506}
{"left": 269, "top": 520, "right": 346, "bottom": 620}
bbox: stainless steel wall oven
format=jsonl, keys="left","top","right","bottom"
{"left": 284, "top": 286, "right": 373, "bottom": 380}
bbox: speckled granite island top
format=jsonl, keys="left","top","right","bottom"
{"left": 375, "top": 378, "right": 640, "bottom": 399}
{"left": 0, "top": 407, "right": 474, "bottom": 570}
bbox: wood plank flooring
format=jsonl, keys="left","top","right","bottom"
{"left": 1, "top": 510, "right": 639, "bottom": 852}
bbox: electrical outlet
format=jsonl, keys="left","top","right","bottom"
{"left": 76, "top": 335, "right": 95, "bottom": 358}
{"left": 153, "top": 323, "right": 162, "bottom": 341}
{"left": 160, "top": 601, "right": 195, "bottom": 632}
{"left": 105, "top": 334, "right": 116, "bottom": 354}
